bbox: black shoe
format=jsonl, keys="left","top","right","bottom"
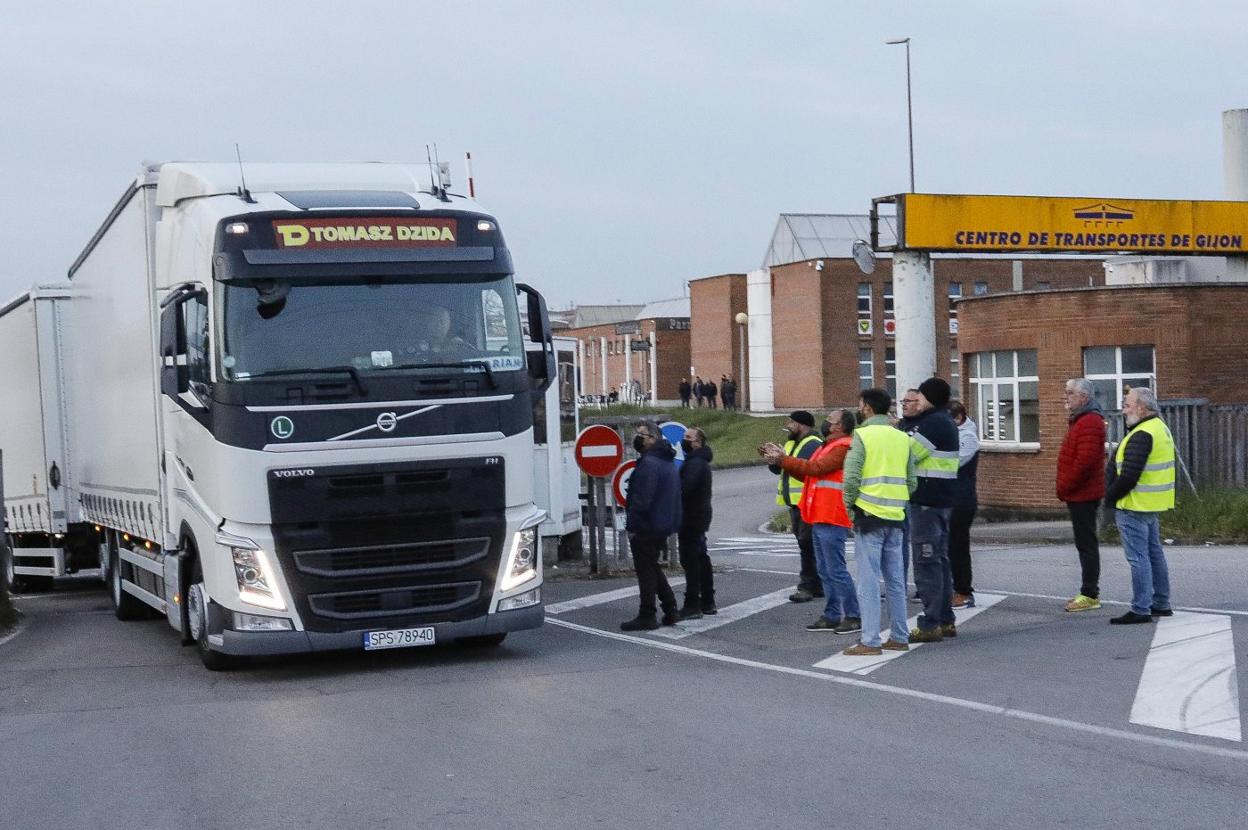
{"left": 789, "top": 588, "right": 815, "bottom": 603}
{"left": 1150, "top": 607, "right": 1174, "bottom": 617}
{"left": 678, "top": 607, "right": 704, "bottom": 621}
{"left": 701, "top": 603, "right": 719, "bottom": 616}
{"left": 1110, "top": 611, "right": 1156, "bottom": 625}
{"left": 620, "top": 615, "right": 659, "bottom": 632}
{"left": 834, "top": 617, "right": 863, "bottom": 635}
{"left": 806, "top": 616, "right": 838, "bottom": 631}
{"left": 661, "top": 610, "right": 680, "bottom": 626}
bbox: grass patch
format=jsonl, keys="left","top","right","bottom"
{"left": 583, "top": 404, "right": 789, "bottom": 468}
{"left": 1100, "top": 488, "right": 1248, "bottom": 544}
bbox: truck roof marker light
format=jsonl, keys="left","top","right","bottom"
{"left": 94, "top": 525, "right": 102, "bottom": 532}
{"left": 122, "top": 533, "right": 131, "bottom": 542}
{"left": 144, "top": 541, "right": 153, "bottom": 551}
{"left": 225, "top": 222, "right": 249, "bottom": 235}
{"left": 477, "top": 220, "right": 494, "bottom": 232}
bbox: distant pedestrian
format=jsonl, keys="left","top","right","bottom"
{"left": 706, "top": 379, "right": 718, "bottom": 409}
{"left": 1106, "top": 387, "right": 1175, "bottom": 625}
{"left": 678, "top": 378, "right": 692, "bottom": 408}
{"left": 763, "top": 408, "right": 861, "bottom": 634}
{"left": 1057, "top": 377, "right": 1107, "bottom": 612}
{"left": 906, "top": 377, "right": 961, "bottom": 643}
{"left": 693, "top": 376, "right": 705, "bottom": 407}
{"left": 763, "top": 411, "right": 824, "bottom": 603}
{"left": 948, "top": 400, "right": 979, "bottom": 609}
{"left": 621, "top": 421, "right": 682, "bottom": 631}
{"left": 720, "top": 374, "right": 734, "bottom": 409}
{"left": 677, "top": 427, "right": 716, "bottom": 618}
{"left": 608, "top": 386, "right": 619, "bottom": 404}
{"left": 841, "top": 388, "right": 916, "bottom": 656}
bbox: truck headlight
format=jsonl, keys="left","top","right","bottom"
{"left": 500, "top": 526, "right": 538, "bottom": 592}
{"left": 221, "top": 541, "right": 286, "bottom": 611}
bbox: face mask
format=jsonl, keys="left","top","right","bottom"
{"left": 680, "top": 439, "right": 693, "bottom": 454}
{"left": 820, "top": 422, "right": 833, "bottom": 438}
{"left": 633, "top": 435, "right": 648, "bottom": 453}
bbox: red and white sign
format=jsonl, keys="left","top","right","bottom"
{"left": 883, "top": 319, "right": 897, "bottom": 336}
{"left": 574, "top": 425, "right": 624, "bottom": 478}
{"left": 612, "top": 460, "right": 637, "bottom": 507}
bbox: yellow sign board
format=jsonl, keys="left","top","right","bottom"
{"left": 896, "top": 193, "right": 1248, "bottom": 255}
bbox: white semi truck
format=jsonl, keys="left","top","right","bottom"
{"left": 2, "top": 161, "right": 561, "bottom": 668}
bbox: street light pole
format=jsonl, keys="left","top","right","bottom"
{"left": 886, "top": 37, "right": 915, "bottom": 192}
{"left": 734, "top": 312, "right": 748, "bottom": 411}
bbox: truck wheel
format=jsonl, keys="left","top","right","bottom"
{"left": 187, "top": 563, "right": 242, "bottom": 671}
{"left": 458, "top": 633, "right": 507, "bottom": 648}
{"left": 108, "top": 534, "right": 147, "bottom": 621}
{"left": 2, "top": 541, "right": 25, "bottom": 594}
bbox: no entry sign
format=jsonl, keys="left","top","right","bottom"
{"left": 574, "top": 424, "right": 624, "bottom": 478}
{"left": 612, "top": 460, "right": 637, "bottom": 507}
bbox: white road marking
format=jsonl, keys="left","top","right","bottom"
{"left": 0, "top": 618, "right": 29, "bottom": 648}
{"left": 547, "top": 617, "right": 1248, "bottom": 761}
{"left": 1130, "top": 611, "right": 1242, "bottom": 741}
{"left": 813, "top": 593, "right": 1008, "bottom": 674}
{"left": 971, "top": 587, "right": 1248, "bottom": 619}
{"left": 545, "top": 578, "right": 685, "bottom": 615}
{"left": 649, "top": 589, "right": 793, "bottom": 640}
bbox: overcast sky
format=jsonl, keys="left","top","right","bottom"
{"left": 4, "top": 1, "right": 1247, "bottom": 307}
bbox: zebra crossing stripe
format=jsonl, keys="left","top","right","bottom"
{"left": 649, "top": 589, "right": 794, "bottom": 640}
{"left": 545, "top": 578, "right": 686, "bottom": 615}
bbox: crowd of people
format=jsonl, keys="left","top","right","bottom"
{"left": 678, "top": 375, "right": 739, "bottom": 409}
{"left": 619, "top": 376, "right": 1179, "bottom": 651}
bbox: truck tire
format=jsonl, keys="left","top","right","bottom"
{"left": 187, "top": 561, "right": 242, "bottom": 671}
{"left": 108, "top": 533, "right": 148, "bottom": 621}
{"left": 1, "top": 539, "right": 23, "bottom": 594}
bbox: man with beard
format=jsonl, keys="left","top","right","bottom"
{"left": 765, "top": 411, "right": 823, "bottom": 603}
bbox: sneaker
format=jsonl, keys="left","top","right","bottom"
{"left": 940, "top": 623, "right": 957, "bottom": 638}
{"left": 952, "top": 593, "right": 975, "bottom": 609}
{"left": 909, "top": 626, "right": 944, "bottom": 643}
{"left": 678, "top": 607, "right": 704, "bottom": 621}
{"left": 1109, "top": 611, "right": 1156, "bottom": 625}
{"left": 1150, "top": 607, "right": 1174, "bottom": 617}
{"left": 881, "top": 639, "right": 910, "bottom": 652}
{"left": 789, "top": 588, "right": 815, "bottom": 603}
{"left": 620, "top": 615, "right": 659, "bottom": 632}
{"left": 701, "top": 603, "right": 719, "bottom": 616}
{"left": 833, "top": 617, "right": 863, "bottom": 635}
{"left": 1064, "top": 594, "right": 1101, "bottom": 612}
{"left": 806, "top": 616, "right": 838, "bottom": 632}
{"left": 842, "top": 642, "right": 883, "bottom": 656}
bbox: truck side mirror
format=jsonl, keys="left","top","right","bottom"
{"left": 516, "top": 282, "right": 555, "bottom": 392}
{"left": 159, "top": 289, "right": 190, "bottom": 398}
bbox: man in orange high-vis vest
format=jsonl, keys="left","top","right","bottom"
{"left": 763, "top": 409, "right": 861, "bottom": 635}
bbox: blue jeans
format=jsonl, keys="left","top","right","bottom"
{"left": 1115, "top": 509, "right": 1171, "bottom": 615}
{"left": 853, "top": 524, "right": 908, "bottom": 648}
{"left": 811, "top": 523, "right": 860, "bottom": 621}
{"left": 911, "top": 504, "right": 954, "bottom": 629}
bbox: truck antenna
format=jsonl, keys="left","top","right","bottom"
{"left": 234, "top": 143, "right": 256, "bottom": 203}
{"left": 425, "top": 144, "right": 436, "bottom": 194}
{"left": 432, "top": 143, "right": 450, "bottom": 202}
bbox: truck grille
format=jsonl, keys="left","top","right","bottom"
{"left": 308, "top": 581, "right": 481, "bottom": 620}
{"left": 293, "top": 538, "right": 491, "bottom": 577}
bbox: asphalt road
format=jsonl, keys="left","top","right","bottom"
{"left": 2, "top": 465, "right": 1246, "bottom": 829}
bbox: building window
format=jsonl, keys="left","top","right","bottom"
{"left": 884, "top": 281, "right": 895, "bottom": 320}
{"left": 857, "top": 283, "right": 871, "bottom": 318}
{"left": 973, "top": 281, "right": 989, "bottom": 296}
{"left": 884, "top": 347, "right": 897, "bottom": 398}
{"left": 950, "top": 351, "right": 960, "bottom": 395}
{"left": 1035, "top": 280, "right": 1051, "bottom": 290}
{"left": 858, "top": 348, "right": 874, "bottom": 390}
{"left": 968, "top": 350, "right": 1039, "bottom": 444}
{"left": 948, "top": 282, "right": 962, "bottom": 334}
{"left": 1083, "top": 345, "right": 1156, "bottom": 412}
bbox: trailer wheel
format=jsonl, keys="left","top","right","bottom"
{"left": 2, "top": 539, "right": 24, "bottom": 594}
{"left": 108, "top": 533, "right": 147, "bottom": 621}
{"left": 187, "top": 561, "right": 242, "bottom": 672}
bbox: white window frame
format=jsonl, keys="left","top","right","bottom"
{"left": 858, "top": 347, "right": 874, "bottom": 390}
{"left": 968, "top": 350, "right": 1040, "bottom": 448}
{"left": 857, "top": 283, "right": 872, "bottom": 319}
{"left": 884, "top": 281, "right": 895, "bottom": 321}
{"left": 973, "top": 281, "right": 989, "bottom": 296}
{"left": 950, "top": 350, "right": 960, "bottom": 395}
{"left": 1083, "top": 345, "right": 1156, "bottom": 413}
{"left": 884, "top": 347, "right": 896, "bottom": 398}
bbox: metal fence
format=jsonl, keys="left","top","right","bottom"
{"left": 1106, "top": 398, "right": 1248, "bottom": 491}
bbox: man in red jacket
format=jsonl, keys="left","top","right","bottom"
{"left": 1056, "top": 378, "right": 1107, "bottom": 612}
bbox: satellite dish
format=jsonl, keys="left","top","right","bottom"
{"left": 852, "top": 240, "right": 876, "bottom": 275}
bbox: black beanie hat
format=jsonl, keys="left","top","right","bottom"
{"left": 919, "top": 377, "right": 951, "bottom": 409}
{"left": 789, "top": 410, "right": 815, "bottom": 427}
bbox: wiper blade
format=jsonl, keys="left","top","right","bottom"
{"left": 386, "top": 361, "right": 498, "bottom": 389}
{"left": 244, "top": 365, "right": 368, "bottom": 395}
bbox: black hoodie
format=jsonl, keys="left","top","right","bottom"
{"left": 680, "top": 444, "right": 714, "bottom": 533}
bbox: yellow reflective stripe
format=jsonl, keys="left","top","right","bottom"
{"left": 911, "top": 432, "right": 936, "bottom": 451}
{"left": 915, "top": 469, "right": 958, "bottom": 479}
{"left": 1144, "top": 460, "right": 1175, "bottom": 472}
{"left": 862, "top": 475, "right": 908, "bottom": 486}
{"left": 856, "top": 492, "right": 910, "bottom": 508}
{"left": 1134, "top": 482, "right": 1175, "bottom": 493}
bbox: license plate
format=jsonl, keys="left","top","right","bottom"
{"left": 362, "top": 626, "right": 436, "bottom": 651}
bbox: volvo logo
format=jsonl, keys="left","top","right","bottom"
{"left": 376, "top": 412, "right": 399, "bottom": 433}
{"left": 272, "top": 468, "right": 316, "bottom": 478}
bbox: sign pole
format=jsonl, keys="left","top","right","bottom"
{"left": 893, "top": 249, "right": 935, "bottom": 396}
{"left": 585, "top": 478, "right": 599, "bottom": 574}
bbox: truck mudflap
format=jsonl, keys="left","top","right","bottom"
{"left": 213, "top": 602, "right": 544, "bottom": 656}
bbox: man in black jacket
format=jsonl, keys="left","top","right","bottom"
{"left": 677, "top": 427, "right": 716, "bottom": 619}
{"left": 622, "top": 420, "right": 682, "bottom": 631}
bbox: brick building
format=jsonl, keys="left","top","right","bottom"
{"left": 688, "top": 273, "right": 748, "bottom": 406}
{"left": 565, "top": 298, "right": 691, "bottom": 404}
{"left": 957, "top": 283, "right": 1248, "bottom": 514}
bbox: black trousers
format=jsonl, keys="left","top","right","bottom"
{"left": 678, "top": 528, "right": 715, "bottom": 608}
{"left": 949, "top": 505, "right": 977, "bottom": 595}
{"left": 631, "top": 534, "right": 677, "bottom": 616}
{"left": 1066, "top": 500, "right": 1101, "bottom": 598}
{"left": 791, "top": 508, "right": 821, "bottom": 594}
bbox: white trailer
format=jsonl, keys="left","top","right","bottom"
{"left": 0, "top": 285, "right": 97, "bottom": 591}
{"left": 54, "top": 161, "right": 557, "bottom": 668}
{"left": 532, "top": 336, "right": 582, "bottom": 560}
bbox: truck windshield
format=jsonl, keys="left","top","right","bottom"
{"left": 218, "top": 276, "right": 525, "bottom": 381}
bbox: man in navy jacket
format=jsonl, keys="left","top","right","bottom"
{"left": 622, "top": 420, "right": 682, "bottom": 631}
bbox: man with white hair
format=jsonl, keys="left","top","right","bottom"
{"left": 1104, "top": 386, "right": 1176, "bottom": 625}
{"left": 1056, "top": 378, "right": 1107, "bottom": 612}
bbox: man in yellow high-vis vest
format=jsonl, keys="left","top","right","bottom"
{"left": 1105, "top": 387, "right": 1175, "bottom": 625}
{"left": 766, "top": 411, "right": 823, "bottom": 602}
{"left": 840, "top": 388, "right": 917, "bottom": 656}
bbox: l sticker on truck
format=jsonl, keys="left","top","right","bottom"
{"left": 270, "top": 416, "right": 295, "bottom": 440}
